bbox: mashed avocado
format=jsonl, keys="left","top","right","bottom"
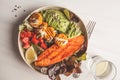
{"left": 41, "top": 9, "right": 69, "bottom": 33}
{"left": 41, "top": 9, "right": 81, "bottom": 38}
{"left": 67, "top": 22, "right": 81, "bottom": 38}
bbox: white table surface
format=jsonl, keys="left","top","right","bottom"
{"left": 0, "top": 0, "right": 120, "bottom": 80}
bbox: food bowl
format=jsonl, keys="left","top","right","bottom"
{"left": 18, "top": 6, "right": 88, "bottom": 80}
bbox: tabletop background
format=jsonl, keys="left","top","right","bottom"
{"left": 0, "top": 0, "right": 120, "bottom": 80}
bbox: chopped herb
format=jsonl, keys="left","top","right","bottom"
{"left": 19, "top": 6, "right": 21, "bottom": 8}
{"left": 11, "top": 10, "right": 14, "bottom": 12}
{"left": 23, "top": 10, "right": 26, "bottom": 12}
{"left": 15, "top": 5, "right": 17, "bottom": 7}
{"left": 15, "top": 15, "right": 17, "bottom": 17}
{"left": 17, "top": 6, "right": 20, "bottom": 8}
{"left": 14, "top": 8, "right": 17, "bottom": 11}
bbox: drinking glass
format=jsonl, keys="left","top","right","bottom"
{"left": 86, "top": 55, "right": 117, "bottom": 80}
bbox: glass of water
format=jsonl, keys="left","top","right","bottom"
{"left": 86, "top": 55, "right": 117, "bottom": 80}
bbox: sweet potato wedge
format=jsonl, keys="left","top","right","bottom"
{"left": 35, "top": 35, "right": 85, "bottom": 66}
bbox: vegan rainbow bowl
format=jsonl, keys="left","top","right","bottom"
{"left": 18, "top": 6, "right": 88, "bottom": 80}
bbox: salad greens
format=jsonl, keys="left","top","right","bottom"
{"left": 24, "top": 21, "right": 33, "bottom": 31}
{"left": 19, "top": 21, "right": 33, "bottom": 31}
{"left": 19, "top": 24, "right": 25, "bottom": 31}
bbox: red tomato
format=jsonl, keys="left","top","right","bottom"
{"left": 41, "top": 43, "right": 47, "bottom": 49}
{"left": 23, "top": 42, "right": 30, "bottom": 49}
{"left": 20, "top": 31, "right": 26, "bottom": 39}
{"left": 22, "top": 37, "right": 29, "bottom": 44}
{"left": 39, "top": 37, "right": 44, "bottom": 43}
{"left": 27, "top": 31, "right": 32, "bottom": 38}
{"left": 31, "top": 37, "right": 39, "bottom": 45}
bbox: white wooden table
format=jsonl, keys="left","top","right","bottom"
{"left": 0, "top": 0, "right": 120, "bottom": 80}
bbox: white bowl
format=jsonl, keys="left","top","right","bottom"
{"left": 18, "top": 5, "right": 88, "bottom": 72}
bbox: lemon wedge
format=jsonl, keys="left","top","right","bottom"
{"left": 25, "top": 46, "right": 37, "bottom": 64}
